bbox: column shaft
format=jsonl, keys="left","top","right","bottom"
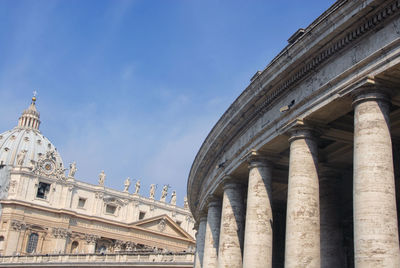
{"left": 319, "top": 169, "right": 344, "bottom": 267}
{"left": 353, "top": 90, "right": 400, "bottom": 267}
{"left": 217, "top": 180, "right": 245, "bottom": 268}
{"left": 243, "top": 158, "right": 273, "bottom": 268}
{"left": 203, "top": 198, "right": 222, "bottom": 268}
{"left": 285, "top": 128, "right": 320, "bottom": 267}
{"left": 194, "top": 217, "right": 207, "bottom": 268}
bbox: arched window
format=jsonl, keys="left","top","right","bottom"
{"left": 71, "top": 241, "right": 79, "bottom": 253}
{"left": 26, "top": 233, "right": 38, "bottom": 253}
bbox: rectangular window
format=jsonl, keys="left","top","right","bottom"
{"left": 78, "top": 198, "right": 86, "bottom": 208}
{"left": 139, "top": 211, "right": 146, "bottom": 220}
{"left": 36, "top": 182, "right": 50, "bottom": 199}
{"left": 105, "top": 204, "right": 117, "bottom": 215}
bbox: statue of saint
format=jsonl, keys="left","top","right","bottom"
{"left": 98, "top": 170, "right": 106, "bottom": 186}
{"left": 16, "top": 150, "right": 27, "bottom": 166}
{"left": 149, "top": 184, "right": 156, "bottom": 199}
{"left": 68, "top": 162, "right": 77, "bottom": 178}
{"left": 160, "top": 185, "right": 168, "bottom": 202}
{"left": 170, "top": 191, "right": 176, "bottom": 205}
{"left": 123, "top": 177, "right": 130, "bottom": 192}
{"left": 184, "top": 196, "right": 189, "bottom": 209}
{"left": 135, "top": 180, "right": 141, "bottom": 194}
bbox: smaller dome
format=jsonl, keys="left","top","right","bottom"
{"left": 0, "top": 97, "right": 63, "bottom": 168}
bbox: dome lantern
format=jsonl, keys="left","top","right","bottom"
{"left": 17, "top": 92, "right": 41, "bottom": 130}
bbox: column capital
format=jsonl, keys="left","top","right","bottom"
{"left": 199, "top": 212, "right": 208, "bottom": 223}
{"left": 85, "top": 234, "right": 100, "bottom": 244}
{"left": 352, "top": 88, "right": 391, "bottom": 107}
{"left": 11, "top": 220, "right": 26, "bottom": 231}
{"left": 221, "top": 175, "right": 243, "bottom": 191}
{"left": 246, "top": 150, "right": 273, "bottom": 169}
{"left": 288, "top": 126, "right": 319, "bottom": 144}
{"left": 352, "top": 77, "right": 392, "bottom": 106}
{"left": 206, "top": 194, "right": 222, "bottom": 208}
{"left": 52, "top": 227, "right": 71, "bottom": 239}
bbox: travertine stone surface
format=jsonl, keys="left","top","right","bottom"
{"left": 242, "top": 156, "right": 273, "bottom": 268}
{"left": 4, "top": 229, "right": 19, "bottom": 255}
{"left": 319, "top": 167, "right": 344, "bottom": 268}
{"left": 285, "top": 128, "right": 320, "bottom": 268}
{"left": 217, "top": 179, "right": 245, "bottom": 268}
{"left": 353, "top": 89, "right": 400, "bottom": 267}
{"left": 194, "top": 216, "right": 207, "bottom": 268}
{"left": 87, "top": 243, "right": 96, "bottom": 254}
{"left": 202, "top": 197, "right": 222, "bottom": 268}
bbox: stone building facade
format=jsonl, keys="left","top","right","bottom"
{"left": 188, "top": 0, "right": 400, "bottom": 267}
{"left": 0, "top": 97, "right": 195, "bottom": 259}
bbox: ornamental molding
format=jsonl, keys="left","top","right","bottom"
{"left": 95, "top": 191, "right": 104, "bottom": 199}
{"left": 254, "top": 0, "right": 400, "bottom": 120}
{"left": 11, "top": 220, "right": 26, "bottom": 231}
{"left": 33, "top": 150, "right": 66, "bottom": 181}
{"left": 157, "top": 218, "right": 167, "bottom": 232}
{"left": 9, "top": 180, "right": 17, "bottom": 194}
{"left": 52, "top": 227, "right": 71, "bottom": 239}
{"left": 112, "top": 239, "right": 124, "bottom": 250}
{"left": 125, "top": 241, "right": 137, "bottom": 251}
{"left": 103, "top": 196, "right": 125, "bottom": 206}
{"left": 85, "top": 234, "right": 100, "bottom": 244}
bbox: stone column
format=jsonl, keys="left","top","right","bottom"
{"left": 353, "top": 88, "right": 400, "bottom": 267}
{"left": 203, "top": 196, "right": 222, "bottom": 268}
{"left": 285, "top": 127, "right": 320, "bottom": 268}
{"left": 242, "top": 154, "right": 273, "bottom": 268}
{"left": 194, "top": 216, "right": 207, "bottom": 268}
{"left": 319, "top": 166, "right": 344, "bottom": 268}
{"left": 217, "top": 177, "right": 245, "bottom": 268}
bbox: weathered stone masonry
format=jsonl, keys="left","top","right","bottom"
{"left": 189, "top": 0, "right": 400, "bottom": 267}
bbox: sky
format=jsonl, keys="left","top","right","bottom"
{"left": 0, "top": 0, "right": 335, "bottom": 206}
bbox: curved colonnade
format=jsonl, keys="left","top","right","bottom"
{"left": 188, "top": 0, "right": 400, "bottom": 267}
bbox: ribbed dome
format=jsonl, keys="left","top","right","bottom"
{"left": 0, "top": 97, "right": 64, "bottom": 168}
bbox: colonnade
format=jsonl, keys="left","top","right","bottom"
{"left": 193, "top": 87, "right": 400, "bottom": 267}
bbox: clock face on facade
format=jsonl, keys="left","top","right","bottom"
{"left": 41, "top": 160, "right": 55, "bottom": 175}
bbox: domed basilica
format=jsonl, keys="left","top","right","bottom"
{"left": 0, "top": 96, "right": 195, "bottom": 265}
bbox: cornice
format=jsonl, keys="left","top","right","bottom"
{"left": 1, "top": 199, "right": 195, "bottom": 243}
{"left": 12, "top": 171, "right": 191, "bottom": 216}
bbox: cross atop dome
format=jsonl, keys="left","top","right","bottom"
{"left": 17, "top": 92, "right": 41, "bottom": 130}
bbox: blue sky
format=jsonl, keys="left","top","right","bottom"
{"left": 0, "top": 0, "right": 335, "bottom": 205}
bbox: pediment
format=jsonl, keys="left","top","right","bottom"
{"left": 132, "top": 215, "right": 193, "bottom": 240}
